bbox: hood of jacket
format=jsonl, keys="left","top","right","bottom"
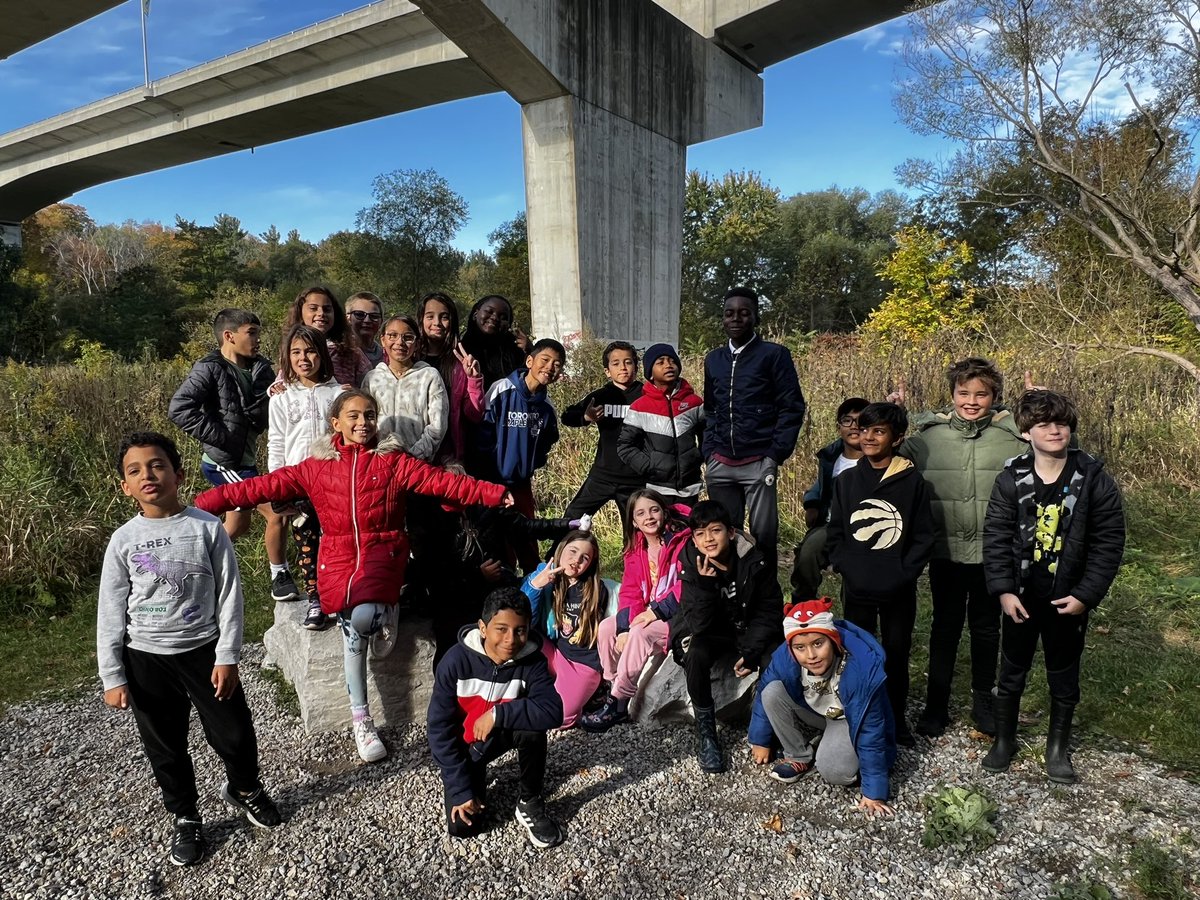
{"left": 458, "top": 622, "right": 543, "bottom": 664}
{"left": 309, "top": 432, "right": 404, "bottom": 461}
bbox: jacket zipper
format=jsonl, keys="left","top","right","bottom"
{"left": 343, "top": 447, "right": 362, "bottom": 609}
{"left": 668, "top": 388, "right": 682, "bottom": 490}
{"left": 728, "top": 349, "right": 740, "bottom": 457}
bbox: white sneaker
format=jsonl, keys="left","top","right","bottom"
{"left": 370, "top": 603, "right": 399, "bottom": 659}
{"left": 353, "top": 716, "right": 387, "bottom": 763}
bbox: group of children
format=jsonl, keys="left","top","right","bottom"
{"left": 99, "top": 285, "right": 1125, "bottom": 867}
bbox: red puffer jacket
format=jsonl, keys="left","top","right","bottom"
{"left": 193, "top": 434, "right": 508, "bottom": 614}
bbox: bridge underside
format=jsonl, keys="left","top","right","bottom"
{"left": 2, "top": 1, "right": 125, "bottom": 60}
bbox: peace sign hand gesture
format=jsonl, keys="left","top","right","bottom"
{"left": 454, "top": 343, "right": 480, "bottom": 379}
{"left": 584, "top": 399, "right": 604, "bottom": 423}
{"left": 695, "top": 554, "right": 718, "bottom": 579}
{"left": 531, "top": 564, "right": 564, "bottom": 589}
{"left": 886, "top": 376, "right": 907, "bottom": 406}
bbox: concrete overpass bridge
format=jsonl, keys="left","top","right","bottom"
{"left": 0, "top": 0, "right": 909, "bottom": 344}
{"left": 2, "top": 1, "right": 125, "bottom": 60}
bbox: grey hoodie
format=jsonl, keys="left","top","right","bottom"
{"left": 96, "top": 508, "right": 243, "bottom": 690}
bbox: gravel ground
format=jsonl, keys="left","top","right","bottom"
{"left": 3, "top": 645, "right": 1197, "bottom": 900}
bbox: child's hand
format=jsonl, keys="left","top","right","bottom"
{"left": 268, "top": 382, "right": 287, "bottom": 397}
{"left": 473, "top": 709, "right": 496, "bottom": 742}
{"left": 454, "top": 344, "right": 481, "bottom": 380}
{"left": 1053, "top": 595, "right": 1087, "bottom": 616}
{"left": 584, "top": 399, "right": 604, "bottom": 423}
{"left": 211, "top": 664, "right": 240, "bottom": 701}
{"left": 858, "top": 796, "right": 895, "bottom": 817}
{"left": 512, "top": 324, "right": 530, "bottom": 352}
{"left": 614, "top": 633, "right": 629, "bottom": 655}
{"left": 886, "top": 375, "right": 907, "bottom": 406}
{"left": 696, "top": 555, "right": 718, "bottom": 579}
{"left": 1000, "top": 592, "right": 1029, "bottom": 623}
{"left": 103, "top": 685, "right": 130, "bottom": 710}
{"left": 531, "top": 564, "right": 563, "bottom": 589}
{"left": 750, "top": 744, "right": 773, "bottom": 765}
{"left": 480, "top": 559, "right": 505, "bottom": 582}
{"left": 1023, "top": 370, "right": 1048, "bottom": 392}
{"left": 631, "top": 609, "right": 657, "bottom": 629}
{"left": 733, "top": 657, "right": 754, "bottom": 677}
{"left": 450, "top": 797, "right": 484, "bottom": 826}
{"left": 501, "top": 491, "right": 516, "bottom": 508}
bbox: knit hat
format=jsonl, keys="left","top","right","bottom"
{"left": 643, "top": 342, "right": 681, "bottom": 381}
{"left": 782, "top": 597, "right": 843, "bottom": 650}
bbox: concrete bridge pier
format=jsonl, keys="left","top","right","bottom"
{"left": 522, "top": 94, "right": 686, "bottom": 345}
{"left": 415, "top": 0, "right": 764, "bottom": 347}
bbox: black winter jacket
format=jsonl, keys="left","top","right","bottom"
{"left": 702, "top": 335, "right": 806, "bottom": 464}
{"left": 802, "top": 438, "right": 849, "bottom": 525}
{"left": 562, "top": 381, "right": 645, "bottom": 483}
{"left": 983, "top": 449, "right": 1125, "bottom": 609}
{"left": 168, "top": 351, "right": 275, "bottom": 467}
{"left": 826, "top": 456, "right": 935, "bottom": 600}
{"left": 674, "top": 535, "right": 783, "bottom": 667}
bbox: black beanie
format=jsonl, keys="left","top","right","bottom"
{"left": 643, "top": 342, "right": 681, "bottom": 381}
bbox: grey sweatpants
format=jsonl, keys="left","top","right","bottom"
{"left": 706, "top": 457, "right": 780, "bottom": 570}
{"left": 760, "top": 680, "right": 858, "bottom": 786}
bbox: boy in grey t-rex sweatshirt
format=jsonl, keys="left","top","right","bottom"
{"left": 98, "top": 431, "right": 281, "bottom": 868}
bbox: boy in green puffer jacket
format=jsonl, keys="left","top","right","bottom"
{"left": 897, "top": 358, "right": 1027, "bottom": 737}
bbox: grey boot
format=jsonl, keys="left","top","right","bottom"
{"left": 694, "top": 705, "right": 726, "bottom": 774}
{"left": 981, "top": 693, "right": 1020, "bottom": 773}
{"left": 1044, "top": 698, "right": 1077, "bottom": 784}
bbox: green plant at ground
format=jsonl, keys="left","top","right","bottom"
{"left": 920, "top": 784, "right": 999, "bottom": 850}
{"left": 1051, "top": 881, "right": 1113, "bottom": 900}
{"left": 1129, "top": 839, "right": 1194, "bottom": 900}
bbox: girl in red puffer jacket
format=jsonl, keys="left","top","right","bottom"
{"left": 195, "top": 390, "right": 512, "bottom": 763}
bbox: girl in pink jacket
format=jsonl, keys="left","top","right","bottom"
{"left": 581, "top": 490, "right": 691, "bottom": 732}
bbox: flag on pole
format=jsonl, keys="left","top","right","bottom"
{"left": 142, "top": 0, "right": 150, "bottom": 14}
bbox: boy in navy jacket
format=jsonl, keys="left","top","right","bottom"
{"left": 825, "top": 402, "right": 934, "bottom": 745}
{"left": 479, "top": 339, "right": 565, "bottom": 569}
{"left": 428, "top": 588, "right": 565, "bottom": 848}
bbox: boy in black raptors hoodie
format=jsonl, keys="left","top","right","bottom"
{"left": 826, "top": 402, "right": 934, "bottom": 745}
{"left": 561, "top": 341, "right": 644, "bottom": 526}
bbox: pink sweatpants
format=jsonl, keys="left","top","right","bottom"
{"left": 541, "top": 640, "right": 603, "bottom": 729}
{"left": 597, "top": 615, "right": 670, "bottom": 701}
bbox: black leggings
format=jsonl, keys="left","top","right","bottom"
{"left": 679, "top": 634, "right": 738, "bottom": 709}
{"left": 290, "top": 508, "right": 321, "bottom": 599}
{"left": 926, "top": 560, "right": 1000, "bottom": 706}
{"left": 998, "top": 594, "right": 1088, "bottom": 704}
{"left": 843, "top": 585, "right": 918, "bottom": 723}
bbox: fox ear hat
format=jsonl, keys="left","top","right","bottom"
{"left": 782, "top": 597, "right": 843, "bottom": 651}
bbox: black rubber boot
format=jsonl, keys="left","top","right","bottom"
{"left": 981, "top": 693, "right": 1020, "bottom": 773}
{"left": 972, "top": 689, "right": 997, "bottom": 735}
{"left": 915, "top": 687, "right": 951, "bottom": 737}
{"left": 1044, "top": 699, "right": 1077, "bottom": 784}
{"left": 694, "top": 705, "right": 726, "bottom": 774}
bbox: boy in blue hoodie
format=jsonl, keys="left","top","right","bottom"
{"left": 427, "top": 587, "right": 565, "bottom": 848}
{"left": 479, "top": 339, "right": 565, "bottom": 569}
{"left": 748, "top": 598, "right": 897, "bottom": 816}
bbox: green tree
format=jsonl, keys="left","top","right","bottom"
{"left": 863, "top": 226, "right": 980, "bottom": 345}
{"left": 355, "top": 168, "right": 468, "bottom": 305}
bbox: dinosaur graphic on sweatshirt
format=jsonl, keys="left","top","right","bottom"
{"left": 130, "top": 551, "right": 208, "bottom": 598}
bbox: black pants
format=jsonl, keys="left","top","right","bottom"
{"left": 563, "top": 472, "right": 638, "bottom": 528}
{"left": 443, "top": 729, "right": 548, "bottom": 838}
{"left": 290, "top": 507, "right": 321, "bottom": 598}
{"left": 926, "top": 560, "right": 1000, "bottom": 706}
{"left": 678, "top": 634, "right": 738, "bottom": 709}
{"left": 997, "top": 595, "right": 1088, "bottom": 704}
{"left": 843, "top": 584, "right": 918, "bottom": 724}
{"left": 124, "top": 641, "right": 261, "bottom": 817}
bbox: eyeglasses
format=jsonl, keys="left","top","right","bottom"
{"left": 837, "top": 416, "right": 860, "bottom": 427}
{"left": 349, "top": 311, "right": 382, "bottom": 322}
{"left": 385, "top": 333, "right": 418, "bottom": 345}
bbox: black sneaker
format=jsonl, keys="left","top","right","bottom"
{"left": 271, "top": 570, "right": 300, "bottom": 602}
{"left": 303, "top": 598, "right": 328, "bottom": 631}
{"left": 221, "top": 782, "right": 282, "bottom": 829}
{"left": 514, "top": 796, "right": 564, "bottom": 849}
{"left": 169, "top": 816, "right": 204, "bottom": 867}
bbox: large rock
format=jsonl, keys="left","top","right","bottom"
{"left": 629, "top": 651, "right": 758, "bottom": 724}
{"left": 263, "top": 602, "right": 435, "bottom": 734}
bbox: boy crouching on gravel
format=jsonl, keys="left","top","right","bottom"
{"left": 428, "top": 587, "right": 565, "bottom": 848}
{"left": 97, "top": 431, "right": 281, "bottom": 868}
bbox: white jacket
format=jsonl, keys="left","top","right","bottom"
{"left": 361, "top": 360, "right": 448, "bottom": 461}
{"left": 268, "top": 379, "right": 345, "bottom": 471}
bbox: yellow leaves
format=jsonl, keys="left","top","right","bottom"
{"left": 863, "top": 225, "right": 981, "bottom": 347}
{"left": 761, "top": 812, "right": 784, "bottom": 832}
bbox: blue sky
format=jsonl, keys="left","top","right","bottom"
{"left": 0, "top": 1, "right": 951, "bottom": 252}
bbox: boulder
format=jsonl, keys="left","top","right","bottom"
{"left": 263, "top": 602, "right": 436, "bottom": 734}
{"left": 629, "top": 651, "right": 758, "bottom": 724}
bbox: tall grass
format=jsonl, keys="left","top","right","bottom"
{"left": 2, "top": 333, "right": 1198, "bottom": 609}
